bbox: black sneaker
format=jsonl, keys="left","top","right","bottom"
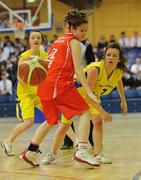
{"left": 60, "top": 144, "right": 74, "bottom": 150}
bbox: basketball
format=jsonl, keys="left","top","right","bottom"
{"left": 18, "top": 56, "right": 48, "bottom": 86}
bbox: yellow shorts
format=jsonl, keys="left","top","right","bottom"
{"left": 61, "top": 87, "right": 100, "bottom": 124}
{"left": 16, "top": 94, "right": 42, "bottom": 121}
{"left": 61, "top": 115, "right": 73, "bottom": 125}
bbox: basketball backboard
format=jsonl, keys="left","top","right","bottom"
{"left": 0, "top": 0, "right": 52, "bottom": 33}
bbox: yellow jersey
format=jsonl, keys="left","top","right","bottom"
{"left": 84, "top": 60, "right": 123, "bottom": 97}
{"left": 17, "top": 50, "right": 48, "bottom": 99}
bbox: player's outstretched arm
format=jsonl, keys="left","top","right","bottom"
{"left": 116, "top": 79, "right": 128, "bottom": 115}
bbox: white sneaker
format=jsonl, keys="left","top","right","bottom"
{"left": 41, "top": 152, "right": 56, "bottom": 165}
{"left": 95, "top": 152, "right": 112, "bottom": 164}
{"left": 72, "top": 149, "right": 100, "bottom": 168}
{"left": 19, "top": 149, "right": 40, "bottom": 167}
{"left": 1, "top": 140, "right": 15, "bottom": 156}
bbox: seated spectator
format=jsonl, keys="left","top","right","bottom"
{"left": 3, "top": 42, "right": 15, "bottom": 60}
{"left": 3, "top": 36, "right": 14, "bottom": 47}
{"left": 0, "top": 61, "right": 7, "bottom": 72}
{"left": 97, "top": 35, "right": 108, "bottom": 58}
{"left": 93, "top": 46, "right": 102, "bottom": 61}
{"left": 122, "top": 68, "right": 136, "bottom": 90}
{"left": 6, "top": 55, "right": 17, "bottom": 83}
{"left": 97, "top": 35, "right": 108, "bottom": 50}
{"left": 0, "top": 38, "right": 4, "bottom": 48}
{"left": 135, "top": 71, "right": 141, "bottom": 89}
{"left": 0, "top": 71, "right": 13, "bottom": 95}
{"left": 109, "top": 34, "right": 116, "bottom": 43}
{"left": 130, "top": 31, "right": 141, "bottom": 48}
{"left": 130, "top": 57, "right": 141, "bottom": 74}
{"left": 119, "top": 31, "right": 130, "bottom": 49}
{"left": 0, "top": 47, "right": 7, "bottom": 62}
{"left": 43, "top": 34, "right": 51, "bottom": 51}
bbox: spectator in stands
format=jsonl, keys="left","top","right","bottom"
{"left": 136, "top": 71, "right": 141, "bottom": 91}
{"left": 97, "top": 35, "right": 108, "bottom": 58}
{"left": 93, "top": 45, "right": 103, "bottom": 61}
{"left": 3, "top": 36, "right": 14, "bottom": 47}
{"left": 0, "top": 71, "right": 12, "bottom": 95}
{"left": 122, "top": 65, "right": 137, "bottom": 90}
{"left": 122, "top": 65, "right": 141, "bottom": 98}
{"left": 130, "top": 31, "right": 141, "bottom": 48}
{"left": 3, "top": 42, "right": 15, "bottom": 60}
{"left": 0, "top": 61, "right": 7, "bottom": 72}
{"left": 6, "top": 55, "right": 17, "bottom": 83}
{"left": 119, "top": 31, "right": 130, "bottom": 49}
{"left": 13, "top": 38, "right": 25, "bottom": 55}
{"left": 0, "top": 47, "right": 7, "bottom": 62}
{"left": 97, "top": 35, "right": 108, "bottom": 50}
{"left": 43, "top": 34, "right": 51, "bottom": 52}
{"left": 130, "top": 57, "right": 141, "bottom": 74}
{"left": 0, "top": 37, "right": 4, "bottom": 48}
{"left": 109, "top": 34, "right": 116, "bottom": 43}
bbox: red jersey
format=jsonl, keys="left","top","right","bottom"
{"left": 38, "top": 33, "right": 76, "bottom": 100}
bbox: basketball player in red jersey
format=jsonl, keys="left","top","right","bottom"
{"left": 20, "top": 10, "right": 109, "bottom": 167}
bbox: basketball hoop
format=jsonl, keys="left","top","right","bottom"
{"left": 11, "top": 20, "right": 25, "bottom": 39}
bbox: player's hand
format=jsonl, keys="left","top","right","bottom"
{"left": 87, "top": 92, "right": 98, "bottom": 104}
{"left": 120, "top": 100, "right": 128, "bottom": 115}
{"left": 102, "top": 112, "right": 112, "bottom": 122}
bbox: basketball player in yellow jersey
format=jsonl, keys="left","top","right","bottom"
{"left": 1, "top": 30, "right": 48, "bottom": 156}
{"left": 40, "top": 42, "right": 128, "bottom": 165}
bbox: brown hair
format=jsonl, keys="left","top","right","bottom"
{"left": 104, "top": 42, "right": 127, "bottom": 71}
{"left": 27, "top": 30, "right": 44, "bottom": 43}
{"left": 64, "top": 9, "right": 88, "bottom": 29}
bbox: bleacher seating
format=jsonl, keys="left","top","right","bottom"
{"left": 102, "top": 98, "right": 141, "bottom": 113}
{"left": 124, "top": 48, "right": 141, "bottom": 66}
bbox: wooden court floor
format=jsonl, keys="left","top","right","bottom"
{"left": 0, "top": 113, "right": 141, "bottom": 180}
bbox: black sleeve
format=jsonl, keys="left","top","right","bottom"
{"left": 85, "top": 43, "right": 95, "bottom": 65}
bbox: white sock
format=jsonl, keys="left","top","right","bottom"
{"left": 78, "top": 142, "right": 88, "bottom": 150}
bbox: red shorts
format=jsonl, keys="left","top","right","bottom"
{"left": 40, "top": 87, "right": 89, "bottom": 125}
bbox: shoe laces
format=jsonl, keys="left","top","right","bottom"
{"left": 37, "top": 149, "right": 42, "bottom": 154}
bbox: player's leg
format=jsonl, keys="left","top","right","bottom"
{"left": 91, "top": 114, "right": 112, "bottom": 164}
{"left": 65, "top": 123, "right": 78, "bottom": 147}
{"left": 19, "top": 99, "right": 59, "bottom": 167}
{"left": 72, "top": 110, "right": 100, "bottom": 167}
{"left": 32, "top": 97, "right": 54, "bottom": 145}
{"left": 20, "top": 121, "right": 53, "bottom": 167}
{"left": 32, "top": 121, "right": 53, "bottom": 145}
{"left": 41, "top": 121, "right": 71, "bottom": 164}
{"left": 58, "top": 88, "right": 100, "bottom": 167}
{"left": 1, "top": 96, "right": 35, "bottom": 156}
{"left": 91, "top": 114, "right": 103, "bottom": 155}
{"left": 89, "top": 120, "right": 94, "bottom": 148}
{"left": 61, "top": 123, "right": 75, "bottom": 150}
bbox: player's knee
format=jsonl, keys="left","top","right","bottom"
{"left": 92, "top": 116, "right": 103, "bottom": 127}
{"left": 59, "top": 123, "right": 70, "bottom": 134}
{"left": 24, "top": 119, "right": 34, "bottom": 128}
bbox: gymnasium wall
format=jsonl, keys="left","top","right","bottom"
{"left": 92, "top": 0, "right": 141, "bottom": 43}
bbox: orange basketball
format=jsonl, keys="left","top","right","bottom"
{"left": 18, "top": 56, "right": 48, "bottom": 86}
